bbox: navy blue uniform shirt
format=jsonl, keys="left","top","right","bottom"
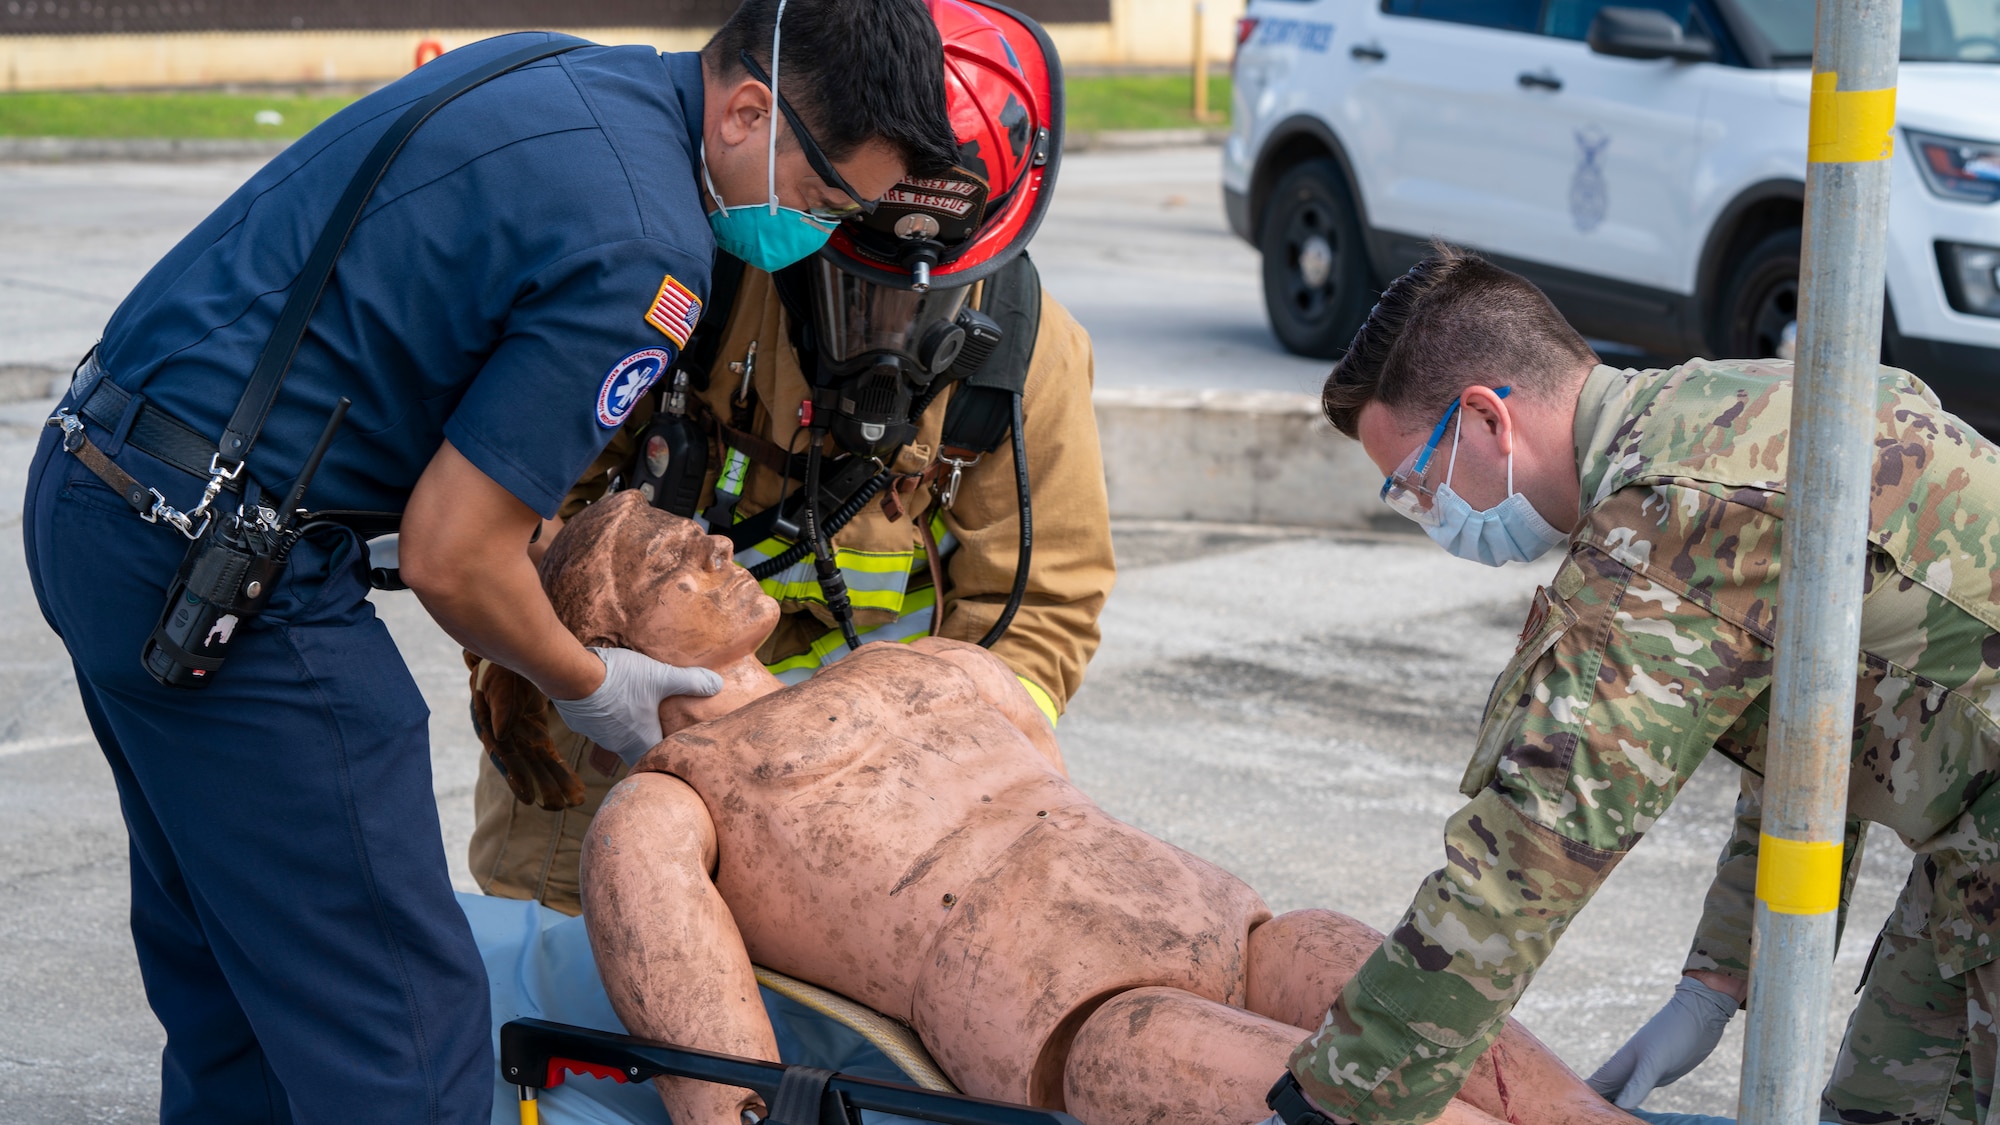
{"left": 97, "top": 32, "right": 713, "bottom": 518}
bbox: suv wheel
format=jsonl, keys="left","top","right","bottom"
{"left": 1718, "top": 229, "right": 1801, "bottom": 360}
{"left": 1260, "top": 158, "right": 1373, "bottom": 359}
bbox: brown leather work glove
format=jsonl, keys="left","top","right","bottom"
{"left": 464, "top": 650, "right": 585, "bottom": 811}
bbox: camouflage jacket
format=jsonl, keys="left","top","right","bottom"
{"left": 1290, "top": 360, "right": 2000, "bottom": 1125}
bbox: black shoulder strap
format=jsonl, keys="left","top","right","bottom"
{"left": 675, "top": 251, "right": 747, "bottom": 392}
{"left": 219, "top": 36, "right": 591, "bottom": 466}
{"left": 941, "top": 252, "right": 1042, "bottom": 456}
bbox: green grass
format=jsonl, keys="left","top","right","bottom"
{"left": 0, "top": 90, "right": 360, "bottom": 138}
{"left": 0, "top": 73, "right": 1229, "bottom": 138}
{"left": 1064, "top": 73, "right": 1232, "bottom": 133}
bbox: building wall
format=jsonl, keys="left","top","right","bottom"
{"left": 0, "top": 0, "right": 1243, "bottom": 91}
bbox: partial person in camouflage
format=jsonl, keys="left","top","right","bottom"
{"left": 1273, "top": 246, "right": 2000, "bottom": 1125}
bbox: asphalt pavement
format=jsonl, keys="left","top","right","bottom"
{"left": 0, "top": 147, "right": 1905, "bottom": 1122}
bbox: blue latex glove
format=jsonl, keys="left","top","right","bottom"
{"left": 1588, "top": 976, "right": 1738, "bottom": 1109}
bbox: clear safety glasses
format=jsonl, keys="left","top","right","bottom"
{"left": 737, "top": 49, "right": 879, "bottom": 223}
{"left": 1378, "top": 385, "right": 1510, "bottom": 527}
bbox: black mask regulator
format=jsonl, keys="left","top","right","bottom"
{"left": 808, "top": 256, "right": 1001, "bottom": 461}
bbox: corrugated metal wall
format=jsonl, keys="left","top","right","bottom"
{"left": 0, "top": 0, "right": 1111, "bottom": 36}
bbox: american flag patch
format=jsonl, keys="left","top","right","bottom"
{"left": 645, "top": 274, "right": 702, "bottom": 348}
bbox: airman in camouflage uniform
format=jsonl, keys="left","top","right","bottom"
{"left": 1292, "top": 358, "right": 2000, "bottom": 1125}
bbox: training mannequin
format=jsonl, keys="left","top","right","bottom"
{"left": 551, "top": 492, "right": 1636, "bottom": 1125}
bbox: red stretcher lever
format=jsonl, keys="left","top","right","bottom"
{"left": 549, "top": 1057, "right": 635, "bottom": 1085}
{"left": 499, "top": 1018, "right": 1083, "bottom": 1125}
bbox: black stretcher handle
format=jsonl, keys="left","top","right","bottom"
{"left": 218, "top": 36, "right": 589, "bottom": 467}
{"left": 499, "top": 1018, "right": 1083, "bottom": 1125}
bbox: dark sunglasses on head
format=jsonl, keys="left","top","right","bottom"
{"left": 738, "top": 50, "right": 879, "bottom": 219}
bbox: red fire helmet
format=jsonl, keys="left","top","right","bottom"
{"left": 818, "top": 0, "right": 1062, "bottom": 291}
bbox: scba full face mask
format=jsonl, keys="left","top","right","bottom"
{"left": 806, "top": 257, "right": 1003, "bottom": 460}
{"left": 1378, "top": 387, "right": 1569, "bottom": 567}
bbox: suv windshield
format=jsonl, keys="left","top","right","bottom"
{"left": 1730, "top": 0, "right": 1999, "bottom": 63}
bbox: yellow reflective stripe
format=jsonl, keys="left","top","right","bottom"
{"left": 740, "top": 540, "right": 921, "bottom": 613}
{"left": 1808, "top": 72, "right": 1896, "bottom": 164}
{"left": 1755, "top": 834, "right": 1844, "bottom": 915}
{"left": 766, "top": 588, "right": 939, "bottom": 681}
{"left": 1016, "top": 676, "right": 1060, "bottom": 728}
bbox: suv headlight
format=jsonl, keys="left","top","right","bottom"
{"left": 1937, "top": 242, "right": 2000, "bottom": 318}
{"left": 1909, "top": 130, "right": 2000, "bottom": 204}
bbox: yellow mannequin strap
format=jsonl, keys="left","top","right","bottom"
{"left": 1808, "top": 72, "right": 1896, "bottom": 164}
{"left": 1755, "top": 834, "right": 1843, "bottom": 914}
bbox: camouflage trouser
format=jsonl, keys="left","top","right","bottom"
{"left": 1824, "top": 857, "right": 2000, "bottom": 1125}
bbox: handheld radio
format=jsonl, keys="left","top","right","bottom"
{"left": 142, "top": 399, "right": 349, "bottom": 688}
{"left": 627, "top": 370, "right": 708, "bottom": 518}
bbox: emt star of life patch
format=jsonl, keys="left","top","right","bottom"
{"left": 645, "top": 274, "right": 703, "bottom": 348}
{"left": 597, "top": 348, "right": 670, "bottom": 429}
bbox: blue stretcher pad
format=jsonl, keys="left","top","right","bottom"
{"left": 459, "top": 892, "right": 928, "bottom": 1125}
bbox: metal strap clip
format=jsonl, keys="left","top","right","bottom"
{"left": 51, "top": 408, "right": 85, "bottom": 453}
{"left": 936, "top": 453, "right": 980, "bottom": 510}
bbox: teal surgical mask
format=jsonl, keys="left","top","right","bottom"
{"left": 701, "top": 148, "right": 834, "bottom": 273}
{"left": 699, "top": 0, "right": 835, "bottom": 273}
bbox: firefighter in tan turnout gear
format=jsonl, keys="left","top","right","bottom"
{"left": 463, "top": 0, "right": 1116, "bottom": 914}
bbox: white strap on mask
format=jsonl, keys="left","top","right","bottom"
{"left": 766, "top": 0, "right": 787, "bottom": 216}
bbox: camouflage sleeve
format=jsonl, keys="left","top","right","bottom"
{"left": 1289, "top": 485, "right": 1781, "bottom": 1125}
{"left": 1685, "top": 772, "right": 1869, "bottom": 981}
{"left": 1685, "top": 773, "right": 1763, "bottom": 978}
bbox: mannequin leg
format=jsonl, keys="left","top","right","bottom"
{"left": 1062, "top": 987, "right": 1506, "bottom": 1125}
{"left": 1244, "top": 911, "right": 1637, "bottom": 1125}
{"left": 581, "top": 772, "right": 779, "bottom": 1125}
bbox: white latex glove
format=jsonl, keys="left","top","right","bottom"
{"left": 549, "top": 647, "right": 723, "bottom": 765}
{"left": 1588, "top": 975, "right": 1739, "bottom": 1109}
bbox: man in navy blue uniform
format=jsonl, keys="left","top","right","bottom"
{"left": 21, "top": 1, "right": 957, "bottom": 1120}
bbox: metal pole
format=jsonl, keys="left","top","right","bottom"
{"left": 1191, "top": 2, "right": 1209, "bottom": 123}
{"left": 1736, "top": 3, "right": 1899, "bottom": 1124}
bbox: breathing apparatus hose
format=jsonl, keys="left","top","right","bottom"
{"left": 745, "top": 467, "right": 892, "bottom": 580}
{"left": 976, "top": 393, "right": 1032, "bottom": 649}
{"left": 799, "top": 438, "right": 864, "bottom": 652}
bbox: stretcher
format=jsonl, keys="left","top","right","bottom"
{"left": 462, "top": 893, "right": 1810, "bottom": 1125}
{"left": 462, "top": 892, "right": 1077, "bottom": 1125}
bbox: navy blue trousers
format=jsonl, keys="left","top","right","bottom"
{"left": 24, "top": 416, "right": 492, "bottom": 1124}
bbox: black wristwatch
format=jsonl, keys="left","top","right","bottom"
{"left": 1267, "top": 1071, "right": 1357, "bottom": 1125}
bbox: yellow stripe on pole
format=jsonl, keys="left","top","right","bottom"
{"left": 1755, "top": 834, "right": 1844, "bottom": 914}
{"left": 1808, "top": 72, "right": 1896, "bottom": 163}
{"left": 520, "top": 1096, "right": 540, "bottom": 1125}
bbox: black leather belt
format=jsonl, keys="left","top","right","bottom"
{"left": 72, "top": 353, "right": 242, "bottom": 493}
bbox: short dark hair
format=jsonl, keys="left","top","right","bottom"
{"left": 704, "top": 0, "right": 960, "bottom": 176}
{"left": 1321, "top": 244, "right": 1598, "bottom": 439}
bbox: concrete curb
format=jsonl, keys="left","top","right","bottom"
{"left": 1067, "top": 127, "right": 1229, "bottom": 152}
{"left": 0, "top": 136, "right": 292, "bottom": 161}
{"left": 0, "top": 366, "right": 68, "bottom": 404}
{"left": 1092, "top": 387, "right": 1385, "bottom": 531}
{"left": 0, "top": 128, "right": 1227, "bottom": 162}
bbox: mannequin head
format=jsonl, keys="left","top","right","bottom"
{"left": 540, "top": 491, "right": 779, "bottom": 670}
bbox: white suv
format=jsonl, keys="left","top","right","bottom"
{"left": 1224, "top": 0, "right": 2000, "bottom": 428}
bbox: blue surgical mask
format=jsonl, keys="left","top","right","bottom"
{"left": 699, "top": 0, "right": 835, "bottom": 273}
{"left": 1424, "top": 414, "right": 1569, "bottom": 567}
